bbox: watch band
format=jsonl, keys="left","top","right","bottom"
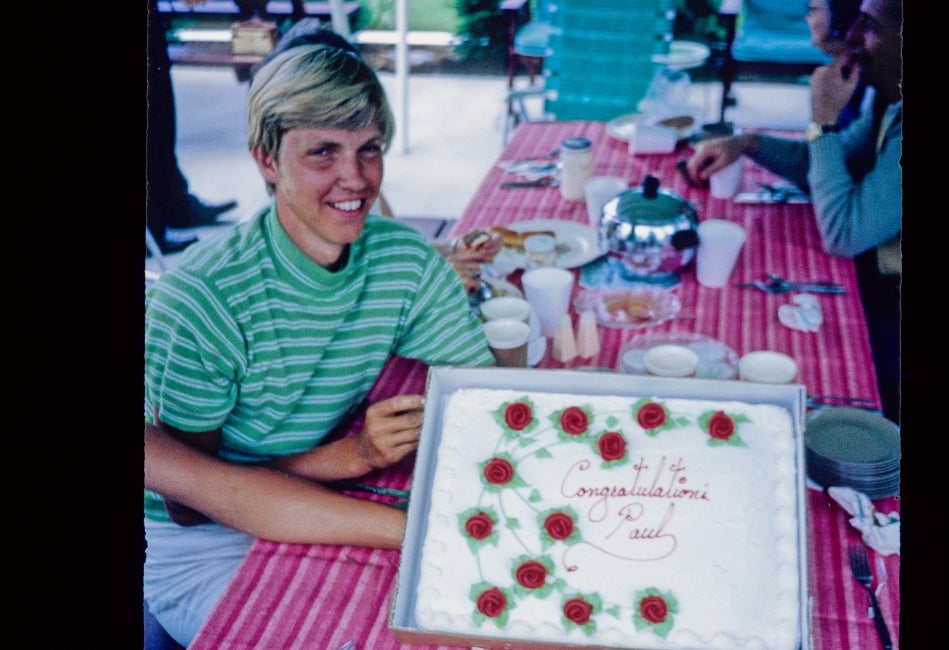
{"left": 806, "top": 121, "right": 840, "bottom": 142}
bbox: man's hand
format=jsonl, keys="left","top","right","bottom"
{"left": 810, "top": 58, "right": 861, "bottom": 125}
{"left": 686, "top": 134, "right": 757, "bottom": 184}
{"left": 354, "top": 394, "right": 425, "bottom": 470}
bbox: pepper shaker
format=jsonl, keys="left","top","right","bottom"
{"left": 559, "top": 137, "right": 593, "bottom": 201}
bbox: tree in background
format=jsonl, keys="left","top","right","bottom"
{"left": 453, "top": 0, "right": 510, "bottom": 67}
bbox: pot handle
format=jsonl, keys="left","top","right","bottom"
{"left": 671, "top": 229, "right": 699, "bottom": 250}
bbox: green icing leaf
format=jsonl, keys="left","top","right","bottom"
{"left": 652, "top": 617, "right": 674, "bottom": 638}
{"left": 726, "top": 434, "right": 747, "bottom": 447}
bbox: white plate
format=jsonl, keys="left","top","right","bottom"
{"left": 502, "top": 219, "right": 602, "bottom": 270}
{"left": 650, "top": 40, "right": 711, "bottom": 70}
{"left": 607, "top": 110, "right": 701, "bottom": 143}
{"left": 617, "top": 332, "right": 740, "bottom": 379}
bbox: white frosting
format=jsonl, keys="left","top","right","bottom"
{"left": 414, "top": 388, "right": 801, "bottom": 650}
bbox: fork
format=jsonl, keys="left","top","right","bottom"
{"left": 735, "top": 276, "right": 845, "bottom": 295}
{"left": 849, "top": 545, "right": 893, "bottom": 650}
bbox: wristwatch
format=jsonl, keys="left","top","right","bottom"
{"left": 805, "top": 121, "right": 840, "bottom": 142}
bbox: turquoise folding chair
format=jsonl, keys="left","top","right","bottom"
{"left": 541, "top": 0, "right": 676, "bottom": 122}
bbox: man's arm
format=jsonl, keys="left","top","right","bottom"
{"left": 144, "top": 422, "right": 406, "bottom": 548}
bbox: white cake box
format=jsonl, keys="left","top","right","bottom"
{"left": 389, "top": 367, "right": 812, "bottom": 650}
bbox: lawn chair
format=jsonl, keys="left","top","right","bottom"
{"left": 541, "top": 0, "right": 676, "bottom": 122}
{"left": 503, "top": 0, "right": 559, "bottom": 89}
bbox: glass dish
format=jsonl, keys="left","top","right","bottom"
{"left": 618, "top": 332, "right": 739, "bottom": 379}
{"left": 573, "top": 287, "right": 681, "bottom": 330}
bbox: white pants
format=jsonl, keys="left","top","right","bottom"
{"left": 143, "top": 519, "right": 254, "bottom": 647}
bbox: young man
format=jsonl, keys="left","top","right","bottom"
{"left": 143, "top": 37, "right": 496, "bottom": 645}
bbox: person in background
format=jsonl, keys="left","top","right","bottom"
{"left": 147, "top": 0, "right": 238, "bottom": 254}
{"left": 143, "top": 32, "right": 503, "bottom": 646}
{"left": 806, "top": 0, "right": 866, "bottom": 128}
{"left": 687, "top": 0, "right": 902, "bottom": 424}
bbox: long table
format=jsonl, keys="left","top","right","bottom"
{"left": 190, "top": 121, "right": 900, "bottom": 649}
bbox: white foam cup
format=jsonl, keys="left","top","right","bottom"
{"left": 523, "top": 234, "right": 557, "bottom": 269}
{"left": 709, "top": 156, "right": 745, "bottom": 199}
{"left": 480, "top": 296, "right": 532, "bottom": 324}
{"left": 695, "top": 219, "right": 747, "bottom": 288}
{"left": 628, "top": 124, "right": 677, "bottom": 155}
{"left": 583, "top": 176, "right": 628, "bottom": 228}
{"left": 482, "top": 318, "right": 531, "bottom": 367}
{"left": 521, "top": 267, "right": 575, "bottom": 338}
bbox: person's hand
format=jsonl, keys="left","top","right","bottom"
{"left": 355, "top": 394, "right": 425, "bottom": 470}
{"left": 433, "top": 229, "right": 503, "bottom": 295}
{"left": 686, "top": 135, "right": 756, "bottom": 184}
{"left": 449, "top": 257, "right": 485, "bottom": 294}
{"left": 449, "top": 229, "right": 503, "bottom": 264}
{"left": 810, "top": 57, "right": 861, "bottom": 125}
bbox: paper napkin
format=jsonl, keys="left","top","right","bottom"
{"left": 778, "top": 293, "right": 823, "bottom": 332}
{"left": 828, "top": 486, "right": 901, "bottom": 555}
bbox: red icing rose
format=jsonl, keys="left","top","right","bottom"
{"left": 543, "top": 511, "right": 574, "bottom": 540}
{"left": 515, "top": 560, "right": 547, "bottom": 589}
{"left": 637, "top": 402, "right": 666, "bottom": 429}
{"left": 504, "top": 401, "right": 533, "bottom": 430}
{"left": 563, "top": 597, "right": 593, "bottom": 625}
{"left": 560, "top": 406, "right": 589, "bottom": 435}
{"left": 639, "top": 594, "right": 669, "bottom": 624}
{"left": 707, "top": 410, "right": 735, "bottom": 441}
{"left": 597, "top": 431, "right": 626, "bottom": 461}
{"left": 476, "top": 587, "right": 507, "bottom": 618}
{"left": 464, "top": 512, "right": 493, "bottom": 540}
{"left": 483, "top": 457, "right": 515, "bottom": 485}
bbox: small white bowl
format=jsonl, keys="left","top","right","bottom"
{"left": 644, "top": 344, "right": 699, "bottom": 378}
{"left": 738, "top": 351, "right": 798, "bottom": 384}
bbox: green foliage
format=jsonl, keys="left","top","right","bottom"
{"left": 454, "top": 0, "right": 510, "bottom": 65}
{"left": 673, "top": 0, "right": 726, "bottom": 42}
{"left": 360, "top": 0, "right": 462, "bottom": 32}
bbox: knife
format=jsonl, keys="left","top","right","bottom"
{"left": 734, "top": 191, "right": 811, "bottom": 204}
{"left": 501, "top": 177, "right": 559, "bottom": 188}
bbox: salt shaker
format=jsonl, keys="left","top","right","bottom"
{"left": 559, "top": 137, "right": 593, "bottom": 201}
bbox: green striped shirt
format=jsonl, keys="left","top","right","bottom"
{"left": 144, "top": 206, "right": 494, "bottom": 521}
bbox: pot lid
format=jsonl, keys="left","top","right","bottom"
{"left": 605, "top": 175, "right": 696, "bottom": 224}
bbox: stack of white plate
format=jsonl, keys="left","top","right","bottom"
{"left": 805, "top": 407, "right": 901, "bottom": 500}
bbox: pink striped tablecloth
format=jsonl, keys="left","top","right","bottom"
{"left": 191, "top": 121, "right": 900, "bottom": 649}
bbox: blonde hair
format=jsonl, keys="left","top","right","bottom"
{"left": 246, "top": 43, "right": 395, "bottom": 195}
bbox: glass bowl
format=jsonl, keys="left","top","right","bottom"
{"left": 572, "top": 287, "right": 681, "bottom": 330}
